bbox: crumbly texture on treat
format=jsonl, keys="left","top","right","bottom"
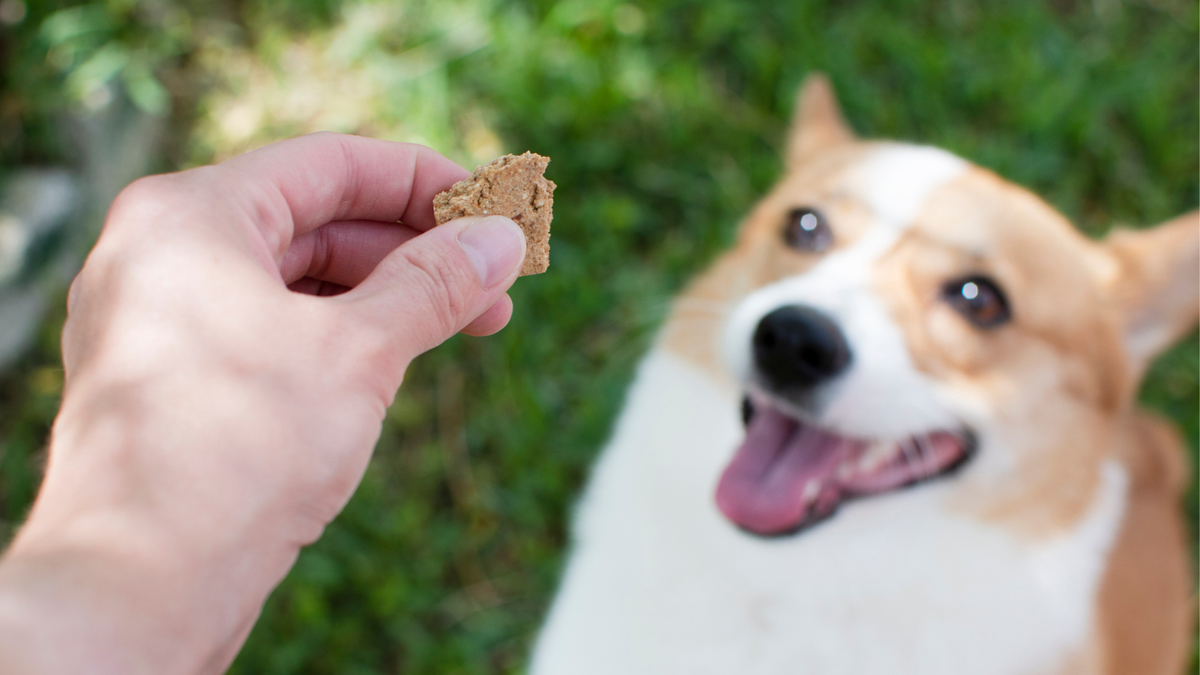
{"left": 433, "top": 152, "right": 556, "bottom": 276}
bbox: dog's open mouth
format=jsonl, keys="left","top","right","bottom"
{"left": 715, "top": 396, "right": 973, "bottom": 536}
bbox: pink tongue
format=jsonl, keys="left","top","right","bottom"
{"left": 715, "top": 406, "right": 850, "bottom": 535}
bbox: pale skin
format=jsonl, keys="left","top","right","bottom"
{"left": 0, "top": 133, "right": 528, "bottom": 674}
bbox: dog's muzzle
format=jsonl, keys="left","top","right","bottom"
{"left": 720, "top": 303, "right": 972, "bottom": 537}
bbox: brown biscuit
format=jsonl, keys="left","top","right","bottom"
{"left": 433, "top": 152, "right": 555, "bottom": 276}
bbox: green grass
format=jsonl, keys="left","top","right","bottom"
{"left": 0, "top": 1, "right": 1197, "bottom": 673}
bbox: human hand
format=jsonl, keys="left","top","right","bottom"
{"left": 0, "top": 133, "right": 526, "bottom": 674}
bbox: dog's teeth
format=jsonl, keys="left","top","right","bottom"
{"left": 802, "top": 479, "right": 821, "bottom": 504}
{"left": 858, "top": 440, "right": 896, "bottom": 472}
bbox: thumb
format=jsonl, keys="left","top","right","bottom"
{"left": 342, "top": 215, "right": 526, "bottom": 361}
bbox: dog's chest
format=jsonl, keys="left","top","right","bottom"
{"left": 531, "top": 350, "right": 1126, "bottom": 675}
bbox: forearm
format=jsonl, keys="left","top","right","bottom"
{"left": 0, "top": 529, "right": 256, "bottom": 675}
{"left": 0, "top": 408, "right": 308, "bottom": 675}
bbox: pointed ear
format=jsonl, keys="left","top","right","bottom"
{"left": 786, "top": 73, "right": 856, "bottom": 169}
{"left": 1100, "top": 211, "right": 1199, "bottom": 376}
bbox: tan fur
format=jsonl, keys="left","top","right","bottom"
{"left": 661, "top": 144, "right": 875, "bottom": 382}
{"left": 786, "top": 74, "right": 856, "bottom": 170}
{"left": 662, "top": 143, "right": 876, "bottom": 382}
{"left": 1091, "top": 412, "right": 1192, "bottom": 675}
{"left": 875, "top": 170, "right": 1129, "bottom": 534}
{"left": 661, "top": 73, "right": 1195, "bottom": 673}
{"left": 660, "top": 249, "right": 750, "bottom": 388}
{"left": 1101, "top": 212, "right": 1200, "bottom": 377}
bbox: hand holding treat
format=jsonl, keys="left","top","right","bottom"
{"left": 0, "top": 134, "right": 528, "bottom": 674}
{"left": 434, "top": 152, "right": 555, "bottom": 275}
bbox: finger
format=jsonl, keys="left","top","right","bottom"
{"left": 216, "top": 133, "right": 470, "bottom": 259}
{"left": 280, "top": 220, "right": 421, "bottom": 286}
{"left": 460, "top": 294, "right": 514, "bottom": 337}
{"left": 340, "top": 215, "right": 526, "bottom": 362}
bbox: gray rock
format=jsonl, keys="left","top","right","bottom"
{"left": 0, "top": 87, "right": 166, "bottom": 371}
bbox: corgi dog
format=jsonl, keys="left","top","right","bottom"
{"left": 530, "top": 75, "right": 1197, "bottom": 675}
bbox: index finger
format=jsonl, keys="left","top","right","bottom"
{"left": 218, "top": 133, "right": 470, "bottom": 250}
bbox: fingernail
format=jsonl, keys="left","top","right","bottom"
{"left": 457, "top": 216, "right": 526, "bottom": 288}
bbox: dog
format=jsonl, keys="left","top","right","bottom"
{"left": 529, "top": 75, "right": 1197, "bottom": 675}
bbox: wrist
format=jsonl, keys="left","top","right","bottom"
{"left": 0, "top": 520, "right": 205, "bottom": 675}
{"left": 1, "top": 496, "right": 298, "bottom": 675}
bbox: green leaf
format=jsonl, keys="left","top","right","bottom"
{"left": 123, "top": 66, "right": 170, "bottom": 115}
{"left": 64, "top": 42, "right": 128, "bottom": 100}
{"left": 39, "top": 5, "right": 114, "bottom": 46}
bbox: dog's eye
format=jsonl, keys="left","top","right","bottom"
{"left": 783, "top": 208, "right": 832, "bottom": 253}
{"left": 943, "top": 276, "right": 1010, "bottom": 329}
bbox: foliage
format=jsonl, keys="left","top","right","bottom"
{"left": 0, "top": 0, "right": 1196, "bottom": 673}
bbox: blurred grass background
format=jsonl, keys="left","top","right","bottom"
{"left": 0, "top": 0, "right": 1196, "bottom": 673}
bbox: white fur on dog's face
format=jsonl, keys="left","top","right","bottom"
{"left": 722, "top": 144, "right": 968, "bottom": 439}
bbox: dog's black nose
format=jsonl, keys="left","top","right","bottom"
{"left": 753, "top": 306, "right": 850, "bottom": 390}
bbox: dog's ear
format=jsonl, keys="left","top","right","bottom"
{"left": 1099, "top": 211, "right": 1199, "bottom": 376}
{"left": 787, "top": 73, "right": 856, "bottom": 169}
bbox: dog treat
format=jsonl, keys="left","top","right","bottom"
{"left": 433, "top": 152, "right": 555, "bottom": 276}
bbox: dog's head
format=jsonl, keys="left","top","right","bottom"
{"left": 703, "top": 75, "right": 1198, "bottom": 536}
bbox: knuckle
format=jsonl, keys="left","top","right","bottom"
{"left": 105, "top": 176, "right": 189, "bottom": 243}
{"left": 66, "top": 272, "right": 85, "bottom": 314}
{"left": 108, "top": 167, "right": 221, "bottom": 234}
{"left": 108, "top": 175, "right": 174, "bottom": 223}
